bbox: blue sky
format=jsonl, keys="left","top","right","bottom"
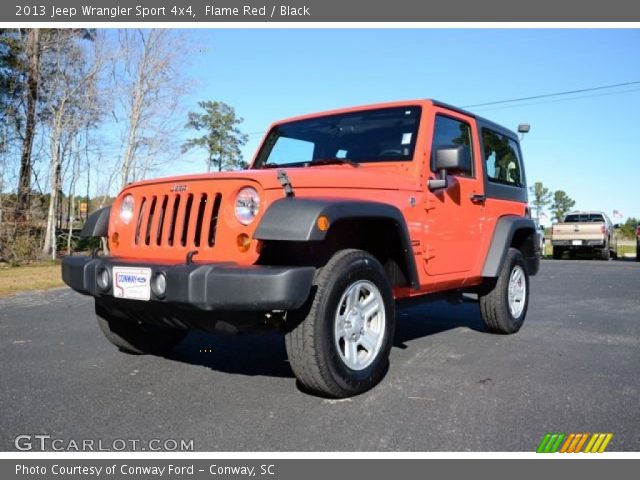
{"left": 171, "top": 29, "right": 640, "bottom": 221}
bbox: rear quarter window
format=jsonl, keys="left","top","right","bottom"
{"left": 482, "top": 128, "right": 523, "bottom": 187}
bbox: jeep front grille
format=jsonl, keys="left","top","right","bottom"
{"left": 133, "top": 192, "right": 222, "bottom": 248}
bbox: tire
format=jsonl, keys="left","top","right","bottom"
{"left": 285, "top": 249, "right": 395, "bottom": 398}
{"left": 552, "top": 246, "right": 563, "bottom": 259}
{"left": 96, "top": 302, "right": 187, "bottom": 355}
{"left": 600, "top": 246, "right": 610, "bottom": 261}
{"left": 636, "top": 241, "right": 640, "bottom": 262}
{"left": 479, "top": 248, "right": 529, "bottom": 335}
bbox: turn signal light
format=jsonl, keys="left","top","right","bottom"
{"left": 317, "top": 215, "right": 330, "bottom": 232}
{"left": 111, "top": 232, "right": 120, "bottom": 247}
{"left": 237, "top": 233, "right": 251, "bottom": 253}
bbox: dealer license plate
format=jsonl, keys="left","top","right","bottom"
{"left": 112, "top": 267, "right": 151, "bottom": 301}
{"left": 572, "top": 240, "right": 583, "bottom": 246}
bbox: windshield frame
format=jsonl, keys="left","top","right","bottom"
{"left": 252, "top": 105, "right": 422, "bottom": 169}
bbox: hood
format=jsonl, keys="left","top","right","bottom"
{"left": 123, "top": 164, "right": 419, "bottom": 193}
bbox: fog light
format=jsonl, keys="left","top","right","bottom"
{"left": 96, "top": 267, "right": 111, "bottom": 291}
{"left": 237, "top": 233, "right": 251, "bottom": 253}
{"left": 151, "top": 272, "right": 167, "bottom": 298}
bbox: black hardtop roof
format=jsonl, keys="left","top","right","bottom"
{"left": 430, "top": 99, "right": 520, "bottom": 141}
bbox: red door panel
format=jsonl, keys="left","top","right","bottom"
{"left": 422, "top": 110, "right": 486, "bottom": 277}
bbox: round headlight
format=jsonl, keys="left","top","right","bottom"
{"left": 119, "top": 194, "right": 135, "bottom": 225}
{"left": 235, "top": 187, "right": 260, "bottom": 225}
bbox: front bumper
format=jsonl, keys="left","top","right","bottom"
{"left": 61, "top": 256, "right": 315, "bottom": 311}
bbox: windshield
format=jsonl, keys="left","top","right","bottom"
{"left": 253, "top": 106, "right": 421, "bottom": 168}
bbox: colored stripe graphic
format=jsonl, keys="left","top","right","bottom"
{"left": 561, "top": 433, "right": 587, "bottom": 453}
{"left": 559, "top": 433, "right": 575, "bottom": 453}
{"left": 537, "top": 433, "right": 613, "bottom": 453}
{"left": 536, "top": 433, "right": 553, "bottom": 453}
{"left": 584, "top": 433, "right": 598, "bottom": 453}
{"left": 537, "top": 433, "right": 565, "bottom": 453}
{"left": 573, "top": 433, "right": 590, "bottom": 453}
{"left": 549, "top": 433, "right": 565, "bottom": 452}
{"left": 597, "top": 434, "right": 613, "bottom": 453}
{"left": 584, "top": 433, "right": 614, "bottom": 453}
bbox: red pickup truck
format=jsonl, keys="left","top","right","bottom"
{"left": 63, "top": 100, "right": 539, "bottom": 397}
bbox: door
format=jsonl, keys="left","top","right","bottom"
{"left": 422, "top": 111, "right": 486, "bottom": 276}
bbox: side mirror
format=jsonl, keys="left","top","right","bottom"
{"left": 613, "top": 223, "right": 621, "bottom": 229}
{"left": 435, "top": 145, "right": 471, "bottom": 172}
{"left": 428, "top": 145, "right": 471, "bottom": 191}
{"left": 539, "top": 225, "right": 545, "bottom": 231}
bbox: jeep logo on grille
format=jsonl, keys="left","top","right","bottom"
{"left": 170, "top": 184, "right": 188, "bottom": 192}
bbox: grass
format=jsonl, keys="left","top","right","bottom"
{"left": 616, "top": 244, "right": 637, "bottom": 257}
{"left": 0, "top": 261, "right": 65, "bottom": 297}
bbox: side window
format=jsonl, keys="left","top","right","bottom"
{"left": 482, "top": 129, "right": 523, "bottom": 186}
{"left": 267, "top": 136, "right": 315, "bottom": 165}
{"left": 431, "top": 115, "right": 473, "bottom": 176}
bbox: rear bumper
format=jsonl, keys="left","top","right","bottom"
{"left": 552, "top": 239, "right": 606, "bottom": 248}
{"left": 61, "top": 256, "right": 315, "bottom": 311}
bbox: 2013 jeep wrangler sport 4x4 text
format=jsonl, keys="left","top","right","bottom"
{"left": 62, "top": 100, "right": 540, "bottom": 397}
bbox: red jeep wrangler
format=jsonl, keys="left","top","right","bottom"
{"left": 62, "top": 100, "right": 539, "bottom": 397}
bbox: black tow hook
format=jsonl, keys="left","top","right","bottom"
{"left": 186, "top": 250, "right": 199, "bottom": 265}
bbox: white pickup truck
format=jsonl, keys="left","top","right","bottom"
{"left": 551, "top": 211, "right": 617, "bottom": 260}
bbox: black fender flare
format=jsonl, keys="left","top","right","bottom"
{"left": 482, "top": 215, "right": 539, "bottom": 277}
{"left": 254, "top": 197, "right": 419, "bottom": 288}
{"left": 80, "top": 206, "right": 110, "bottom": 238}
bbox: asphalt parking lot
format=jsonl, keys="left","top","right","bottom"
{"left": 1, "top": 259, "right": 638, "bottom": 451}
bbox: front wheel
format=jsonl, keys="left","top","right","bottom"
{"left": 479, "top": 248, "right": 530, "bottom": 334}
{"left": 285, "top": 249, "right": 395, "bottom": 398}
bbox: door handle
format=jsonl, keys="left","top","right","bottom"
{"left": 470, "top": 194, "right": 486, "bottom": 204}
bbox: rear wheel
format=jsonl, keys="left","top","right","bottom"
{"left": 285, "top": 249, "right": 395, "bottom": 398}
{"left": 600, "top": 246, "right": 611, "bottom": 260}
{"left": 636, "top": 241, "right": 640, "bottom": 262}
{"left": 96, "top": 303, "right": 187, "bottom": 355}
{"left": 479, "top": 248, "right": 529, "bottom": 334}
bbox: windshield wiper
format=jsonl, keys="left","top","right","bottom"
{"left": 307, "top": 157, "right": 360, "bottom": 168}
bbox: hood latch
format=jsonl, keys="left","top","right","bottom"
{"left": 277, "top": 170, "right": 295, "bottom": 197}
